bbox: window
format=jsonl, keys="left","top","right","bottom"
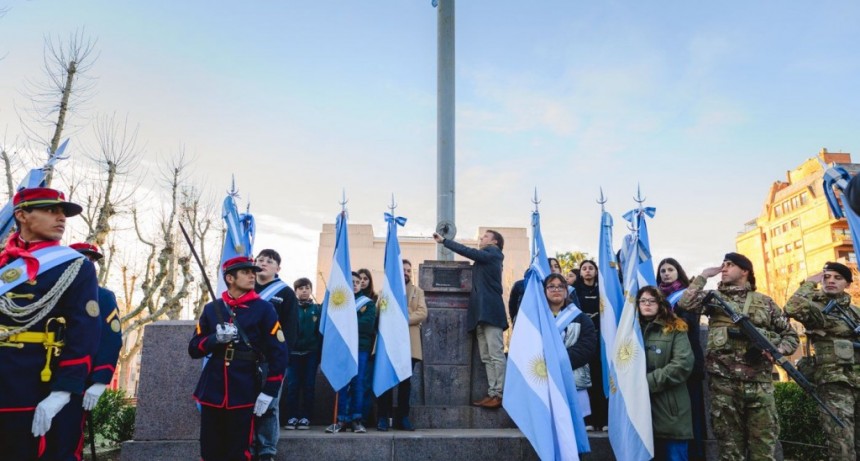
{"left": 774, "top": 206, "right": 783, "bottom": 217}
{"left": 794, "top": 240, "right": 802, "bottom": 249}
{"left": 782, "top": 223, "right": 789, "bottom": 232}
{"left": 791, "top": 218, "right": 800, "bottom": 228}
{"left": 785, "top": 244, "right": 791, "bottom": 252}
{"left": 800, "top": 192, "right": 810, "bottom": 205}
{"left": 791, "top": 196, "right": 800, "bottom": 209}
{"left": 777, "top": 247, "right": 785, "bottom": 256}
{"left": 773, "top": 227, "right": 782, "bottom": 236}
{"left": 783, "top": 203, "right": 791, "bottom": 214}
{"left": 838, "top": 251, "right": 857, "bottom": 263}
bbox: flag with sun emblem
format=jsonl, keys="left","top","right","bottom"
{"left": 607, "top": 227, "right": 653, "bottom": 461}
{"left": 372, "top": 212, "right": 412, "bottom": 396}
{"left": 597, "top": 209, "right": 623, "bottom": 398}
{"left": 504, "top": 262, "right": 589, "bottom": 460}
{"left": 0, "top": 139, "right": 70, "bottom": 243}
{"left": 319, "top": 211, "right": 359, "bottom": 392}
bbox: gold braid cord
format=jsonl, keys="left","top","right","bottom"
{"left": 0, "top": 257, "right": 85, "bottom": 340}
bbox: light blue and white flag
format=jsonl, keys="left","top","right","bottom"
{"left": 622, "top": 206, "right": 657, "bottom": 287}
{"left": 531, "top": 210, "right": 552, "bottom": 278}
{"left": 597, "top": 210, "right": 623, "bottom": 397}
{"left": 503, "top": 260, "right": 589, "bottom": 460}
{"left": 822, "top": 166, "right": 860, "bottom": 265}
{"left": 372, "top": 212, "right": 413, "bottom": 396}
{"left": 607, "top": 227, "right": 654, "bottom": 461}
{"left": 319, "top": 212, "right": 359, "bottom": 392}
{"left": 217, "top": 187, "right": 255, "bottom": 294}
{"left": 0, "top": 139, "right": 70, "bottom": 242}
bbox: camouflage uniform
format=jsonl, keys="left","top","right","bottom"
{"left": 678, "top": 277, "right": 799, "bottom": 461}
{"left": 785, "top": 281, "right": 860, "bottom": 461}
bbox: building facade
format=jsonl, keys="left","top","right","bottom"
{"left": 736, "top": 148, "right": 860, "bottom": 306}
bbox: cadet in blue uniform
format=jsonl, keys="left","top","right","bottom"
{"left": 189, "top": 256, "right": 288, "bottom": 461}
{"left": 67, "top": 242, "right": 124, "bottom": 456}
{"left": 0, "top": 187, "right": 100, "bottom": 461}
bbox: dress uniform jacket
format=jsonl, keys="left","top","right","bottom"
{"left": 189, "top": 291, "right": 288, "bottom": 408}
{"left": 0, "top": 247, "right": 100, "bottom": 411}
{"left": 90, "top": 286, "right": 123, "bottom": 385}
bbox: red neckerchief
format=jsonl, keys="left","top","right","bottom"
{"left": 0, "top": 232, "right": 60, "bottom": 281}
{"left": 221, "top": 289, "right": 260, "bottom": 309}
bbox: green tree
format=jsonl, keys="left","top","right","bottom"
{"left": 555, "top": 251, "right": 591, "bottom": 274}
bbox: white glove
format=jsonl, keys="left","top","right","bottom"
{"left": 253, "top": 392, "right": 274, "bottom": 417}
{"left": 82, "top": 383, "right": 107, "bottom": 411}
{"left": 215, "top": 323, "right": 238, "bottom": 343}
{"left": 32, "top": 391, "right": 71, "bottom": 437}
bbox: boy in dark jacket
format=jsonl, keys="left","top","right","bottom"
{"left": 282, "top": 277, "right": 322, "bottom": 430}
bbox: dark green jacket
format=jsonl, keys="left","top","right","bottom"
{"left": 356, "top": 294, "right": 377, "bottom": 352}
{"left": 294, "top": 300, "right": 322, "bottom": 353}
{"left": 642, "top": 316, "right": 694, "bottom": 440}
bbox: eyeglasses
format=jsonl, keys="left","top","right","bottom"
{"left": 546, "top": 285, "right": 566, "bottom": 292}
{"left": 639, "top": 298, "right": 658, "bottom": 306}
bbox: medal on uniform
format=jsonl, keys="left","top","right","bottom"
{"left": 0, "top": 267, "right": 21, "bottom": 283}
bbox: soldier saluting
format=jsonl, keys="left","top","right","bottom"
{"left": 188, "top": 256, "right": 288, "bottom": 461}
{"left": 0, "top": 187, "right": 101, "bottom": 460}
{"left": 785, "top": 262, "right": 860, "bottom": 460}
{"left": 677, "top": 252, "right": 798, "bottom": 461}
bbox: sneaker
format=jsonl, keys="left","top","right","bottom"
{"left": 284, "top": 417, "right": 298, "bottom": 430}
{"left": 585, "top": 425, "right": 595, "bottom": 431}
{"left": 325, "top": 422, "right": 346, "bottom": 433}
{"left": 601, "top": 426, "right": 609, "bottom": 432}
{"left": 377, "top": 418, "right": 389, "bottom": 432}
{"left": 396, "top": 417, "right": 415, "bottom": 431}
{"left": 352, "top": 421, "right": 367, "bottom": 433}
{"left": 296, "top": 418, "right": 310, "bottom": 430}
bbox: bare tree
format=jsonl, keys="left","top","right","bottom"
{"left": 68, "top": 113, "right": 144, "bottom": 282}
{"left": 19, "top": 29, "right": 97, "bottom": 184}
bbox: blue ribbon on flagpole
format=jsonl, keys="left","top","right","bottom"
{"left": 622, "top": 206, "right": 656, "bottom": 223}
{"left": 384, "top": 213, "right": 407, "bottom": 227}
{"left": 823, "top": 166, "right": 851, "bottom": 218}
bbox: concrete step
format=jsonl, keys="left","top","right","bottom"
{"left": 121, "top": 428, "right": 616, "bottom": 461}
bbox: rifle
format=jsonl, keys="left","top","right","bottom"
{"left": 178, "top": 222, "right": 223, "bottom": 324}
{"left": 702, "top": 291, "right": 845, "bottom": 428}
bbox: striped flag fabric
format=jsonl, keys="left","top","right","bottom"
{"left": 319, "top": 212, "right": 359, "bottom": 392}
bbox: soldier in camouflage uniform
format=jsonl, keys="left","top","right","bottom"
{"left": 784, "top": 261, "right": 860, "bottom": 460}
{"left": 677, "top": 252, "right": 799, "bottom": 461}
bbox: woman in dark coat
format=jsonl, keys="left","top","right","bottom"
{"left": 657, "top": 257, "right": 707, "bottom": 461}
{"left": 573, "top": 260, "right": 605, "bottom": 431}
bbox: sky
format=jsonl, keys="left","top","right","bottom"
{"left": 2, "top": 1, "right": 860, "bottom": 285}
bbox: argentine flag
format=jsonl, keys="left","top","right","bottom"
{"left": 372, "top": 213, "right": 413, "bottom": 396}
{"left": 217, "top": 190, "right": 255, "bottom": 294}
{"left": 0, "top": 139, "right": 70, "bottom": 242}
{"left": 530, "top": 210, "right": 552, "bottom": 277}
{"left": 822, "top": 166, "right": 860, "bottom": 265}
{"left": 597, "top": 210, "right": 623, "bottom": 397}
{"left": 607, "top": 228, "right": 654, "bottom": 461}
{"left": 622, "top": 206, "right": 657, "bottom": 287}
{"left": 504, "top": 262, "right": 589, "bottom": 460}
{"left": 319, "top": 212, "right": 359, "bottom": 392}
